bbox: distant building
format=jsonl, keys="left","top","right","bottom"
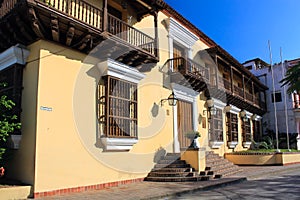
{"left": 243, "top": 58, "right": 300, "bottom": 149}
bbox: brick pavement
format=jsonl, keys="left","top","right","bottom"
{"left": 39, "top": 164, "right": 300, "bottom": 200}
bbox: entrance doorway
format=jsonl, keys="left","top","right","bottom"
{"left": 177, "top": 100, "right": 193, "bottom": 150}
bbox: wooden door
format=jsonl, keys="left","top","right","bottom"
{"left": 177, "top": 100, "right": 193, "bottom": 150}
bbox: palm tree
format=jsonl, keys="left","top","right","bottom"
{"left": 280, "top": 62, "right": 300, "bottom": 94}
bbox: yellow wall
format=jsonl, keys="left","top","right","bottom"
{"left": 30, "top": 35, "right": 176, "bottom": 192}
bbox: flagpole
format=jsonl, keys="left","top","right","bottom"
{"left": 268, "top": 40, "right": 280, "bottom": 152}
{"left": 280, "top": 47, "right": 290, "bottom": 151}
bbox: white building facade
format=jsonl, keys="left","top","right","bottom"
{"left": 243, "top": 58, "right": 300, "bottom": 150}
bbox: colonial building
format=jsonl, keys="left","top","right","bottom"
{"left": 0, "top": 0, "right": 268, "bottom": 197}
{"left": 243, "top": 58, "right": 300, "bottom": 149}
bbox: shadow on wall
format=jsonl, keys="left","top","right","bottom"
{"left": 153, "top": 147, "right": 166, "bottom": 163}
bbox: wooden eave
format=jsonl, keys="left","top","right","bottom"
{"left": 206, "top": 46, "right": 268, "bottom": 91}
{"left": 0, "top": 0, "right": 160, "bottom": 70}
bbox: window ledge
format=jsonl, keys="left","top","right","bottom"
{"left": 242, "top": 141, "right": 252, "bottom": 148}
{"left": 228, "top": 141, "right": 238, "bottom": 149}
{"left": 210, "top": 141, "right": 224, "bottom": 149}
{"left": 100, "top": 137, "right": 138, "bottom": 151}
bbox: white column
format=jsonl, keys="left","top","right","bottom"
{"left": 173, "top": 105, "right": 180, "bottom": 153}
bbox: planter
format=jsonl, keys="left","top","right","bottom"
{"left": 189, "top": 137, "right": 200, "bottom": 149}
{"left": 225, "top": 152, "right": 300, "bottom": 165}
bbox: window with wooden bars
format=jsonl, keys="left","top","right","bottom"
{"left": 226, "top": 113, "right": 238, "bottom": 142}
{"left": 242, "top": 119, "right": 251, "bottom": 142}
{"left": 97, "top": 76, "right": 137, "bottom": 138}
{"left": 252, "top": 120, "right": 261, "bottom": 142}
{"left": 0, "top": 64, "right": 23, "bottom": 135}
{"left": 209, "top": 108, "right": 223, "bottom": 141}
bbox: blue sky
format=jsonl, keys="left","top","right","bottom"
{"left": 164, "top": 0, "right": 300, "bottom": 64}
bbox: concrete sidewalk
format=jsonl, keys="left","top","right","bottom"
{"left": 39, "top": 163, "right": 300, "bottom": 200}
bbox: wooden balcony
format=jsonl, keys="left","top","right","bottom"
{"left": 207, "top": 75, "right": 267, "bottom": 115}
{"left": 0, "top": 0, "right": 162, "bottom": 69}
{"left": 233, "top": 85, "right": 243, "bottom": 97}
{"left": 165, "top": 57, "right": 209, "bottom": 92}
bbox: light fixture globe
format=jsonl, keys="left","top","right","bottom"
{"left": 167, "top": 92, "right": 177, "bottom": 106}
{"left": 210, "top": 106, "right": 217, "bottom": 116}
{"left": 206, "top": 98, "right": 214, "bottom": 108}
{"left": 240, "top": 110, "right": 248, "bottom": 122}
{"left": 224, "top": 104, "right": 232, "bottom": 113}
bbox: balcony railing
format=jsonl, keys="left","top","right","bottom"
{"left": 34, "top": 0, "right": 156, "bottom": 56}
{"left": 245, "top": 92, "right": 253, "bottom": 102}
{"left": 107, "top": 13, "right": 155, "bottom": 56}
{"left": 233, "top": 85, "right": 243, "bottom": 97}
{"left": 218, "top": 77, "right": 231, "bottom": 91}
{"left": 0, "top": 0, "right": 18, "bottom": 17}
{"left": 167, "top": 57, "right": 209, "bottom": 82}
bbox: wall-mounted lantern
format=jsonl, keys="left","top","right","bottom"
{"left": 240, "top": 110, "right": 248, "bottom": 122}
{"left": 203, "top": 98, "right": 217, "bottom": 117}
{"left": 224, "top": 103, "right": 232, "bottom": 113}
{"left": 160, "top": 92, "right": 178, "bottom": 106}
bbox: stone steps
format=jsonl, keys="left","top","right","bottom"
{"left": 145, "top": 153, "right": 216, "bottom": 182}
{"left": 206, "top": 151, "right": 242, "bottom": 177}
{"left": 144, "top": 176, "right": 211, "bottom": 182}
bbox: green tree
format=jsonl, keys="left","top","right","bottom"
{"left": 0, "top": 83, "right": 21, "bottom": 161}
{"left": 280, "top": 62, "right": 300, "bottom": 94}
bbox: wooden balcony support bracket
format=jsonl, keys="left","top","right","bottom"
{"left": 78, "top": 34, "right": 92, "bottom": 51}
{"left": 66, "top": 23, "right": 75, "bottom": 46}
{"left": 28, "top": 7, "right": 45, "bottom": 38}
{"left": 50, "top": 15, "right": 59, "bottom": 42}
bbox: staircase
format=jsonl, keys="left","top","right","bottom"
{"left": 145, "top": 152, "right": 242, "bottom": 182}
{"left": 205, "top": 151, "right": 243, "bottom": 177}
{"left": 145, "top": 153, "right": 217, "bottom": 182}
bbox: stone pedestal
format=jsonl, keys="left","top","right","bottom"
{"left": 180, "top": 148, "right": 206, "bottom": 172}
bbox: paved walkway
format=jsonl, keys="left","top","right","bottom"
{"left": 40, "top": 164, "right": 300, "bottom": 200}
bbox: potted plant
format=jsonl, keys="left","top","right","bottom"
{"left": 185, "top": 131, "right": 201, "bottom": 149}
